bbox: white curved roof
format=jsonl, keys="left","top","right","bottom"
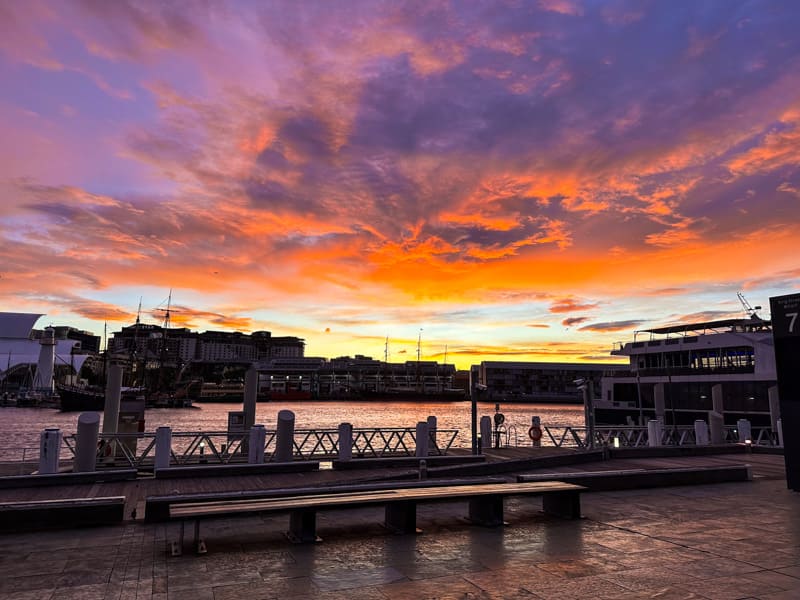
{"left": 0, "top": 312, "right": 44, "bottom": 339}
{"left": 0, "top": 312, "right": 90, "bottom": 375}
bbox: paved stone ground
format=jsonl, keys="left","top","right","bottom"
{"left": 1, "top": 475, "right": 799, "bottom": 599}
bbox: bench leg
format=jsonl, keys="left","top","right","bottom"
{"left": 469, "top": 494, "right": 504, "bottom": 527}
{"left": 169, "top": 522, "right": 184, "bottom": 557}
{"left": 385, "top": 500, "right": 418, "bottom": 534}
{"left": 194, "top": 520, "right": 207, "bottom": 555}
{"left": 542, "top": 491, "right": 581, "bottom": 519}
{"left": 288, "top": 509, "right": 320, "bottom": 543}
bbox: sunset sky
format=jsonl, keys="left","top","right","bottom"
{"left": 1, "top": 1, "right": 799, "bottom": 369}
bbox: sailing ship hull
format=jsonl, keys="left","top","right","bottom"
{"left": 57, "top": 384, "right": 105, "bottom": 412}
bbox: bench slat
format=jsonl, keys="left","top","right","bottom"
{"left": 169, "top": 482, "right": 583, "bottom": 519}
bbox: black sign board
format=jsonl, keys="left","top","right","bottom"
{"left": 770, "top": 292, "right": 800, "bottom": 490}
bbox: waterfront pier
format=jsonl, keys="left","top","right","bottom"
{"left": 0, "top": 443, "right": 797, "bottom": 599}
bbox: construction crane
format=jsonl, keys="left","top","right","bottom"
{"left": 737, "top": 292, "right": 762, "bottom": 318}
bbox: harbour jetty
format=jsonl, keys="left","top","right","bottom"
{"left": 0, "top": 442, "right": 793, "bottom": 598}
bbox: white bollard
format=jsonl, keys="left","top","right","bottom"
{"left": 39, "top": 428, "right": 62, "bottom": 474}
{"left": 155, "top": 426, "right": 172, "bottom": 470}
{"left": 647, "top": 419, "right": 663, "bottom": 447}
{"left": 415, "top": 422, "right": 429, "bottom": 457}
{"left": 338, "top": 422, "right": 353, "bottom": 461}
{"left": 694, "top": 420, "right": 709, "bottom": 446}
{"left": 248, "top": 425, "right": 266, "bottom": 464}
{"left": 74, "top": 413, "right": 100, "bottom": 472}
{"left": 274, "top": 410, "right": 295, "bottom": 462}
{"left": 736, "top": 419, "right": 752, "bottom": 443}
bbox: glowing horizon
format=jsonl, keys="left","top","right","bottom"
{"left": 1, "top": 1, "right": 799, "bottom": 370}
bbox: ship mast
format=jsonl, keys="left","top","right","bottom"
{"left": 416, "top": 328, "right": 422, "bottom": 393}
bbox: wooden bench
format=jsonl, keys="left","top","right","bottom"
{"left": 0, "top": 496, "right": 126, "bottom": 532}
{"left": 166, "top": 481, "right": 584, "bottom": 555}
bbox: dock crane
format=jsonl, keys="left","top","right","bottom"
{"left": 737, "top": 292, "right": 762, "bottom": 318}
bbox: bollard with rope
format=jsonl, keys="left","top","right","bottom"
{"left": 528, "top": 416, "right": 543, "bottom": 447}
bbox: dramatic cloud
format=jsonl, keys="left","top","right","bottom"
{"left": 578, "top": 320, "right": 643, "bottom": 333}
{"left": 562, "top": 317, "right": 591, "bottom": 327}
{"left": 550, "top": 299, "right": 600, "bottom": 314}
{"left": 1, "top": 1, "right": 800, "bottom": 368}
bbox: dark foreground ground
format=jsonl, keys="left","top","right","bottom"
{"left": 0, "top": 452, "right": 798, "bottom": 599}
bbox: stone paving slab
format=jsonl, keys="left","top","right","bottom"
{"left": 0, "top": 467, "right": 799, "bottom": 599}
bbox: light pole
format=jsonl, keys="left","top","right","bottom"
{"left": 575, "top": 378, "right": 594, "bottom": 449}
{"left": 472, "top": 383, "right": 486, "bottom": 454}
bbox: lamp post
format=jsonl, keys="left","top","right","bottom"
{"left": 472, "top": 383, "right": 486, "bottom": 454}
{"left": 575, "top": 378, "right": 594, "bottom": 450}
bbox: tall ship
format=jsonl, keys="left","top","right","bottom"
{"left": 596, "top": 312, "right": 776, "bottom": 427}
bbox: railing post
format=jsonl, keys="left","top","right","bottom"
{"left": 248, "top": 425, "right": 266, "bottom": 464}
{"left": 75, "top": 413, "right": 100, "bottom": 472}
{"left": 338, "top": 422, "right": 353, "bottom": 461}
{"left": 155, "top": 426, "right": 172, "bottom": 470}
{"left": 777, "top": 418, "right": 784, "bottom": 447}
{"left": 415, "top": 422, "right": 429, "bottom": 457}
{"left": 275, "top": 410, "right": 295, "bottom": 462}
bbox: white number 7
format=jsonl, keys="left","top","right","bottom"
{"left": 789, "top": 312, "right": 799, "bottom": 333}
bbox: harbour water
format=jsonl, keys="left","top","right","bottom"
{"left": 0, "top": 401, "right": 585, "bottom": 460}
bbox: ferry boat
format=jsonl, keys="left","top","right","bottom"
{"left": 193, "top": 380, "right": 245, "bottom": 403}
{"left": 596, "top": 314, "right": 777, "bottom": 427}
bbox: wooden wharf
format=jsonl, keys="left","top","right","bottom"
{"left": 0, "top": 446, "right": 785, "bottom": 527}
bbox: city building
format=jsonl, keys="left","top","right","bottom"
{"left": 471, "top": 361, "right": 623, "bottom": 403}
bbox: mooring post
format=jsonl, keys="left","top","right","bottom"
{"left": 694, "top": 420, "right": 709, "bottom": 445}
{"left": 338, "top": 422, "right": 353, "bottom": 461}
{"left": 275, "top": 410, "right": 295, "bottom": 462}
{"left": 647, "top": 419, "right": 663, "bottom": 447}
{"left": 248, "top": 425, "right": 266, "bottom": 464}
{"left": 74, "top": 412, "right": 100, "bottom": 472}
{"left": 154, "top": 426, "right": 172, "bottom": 470}
{"left": 709, "top": 384, "right": 725, "bottom": 444}
{"left": 480, "top": 416, "right": 492, "bottom": 452}
{"left": 415, "top": 421, "right": 429, "bottom": 457}
{"left": 426, "top": 415, "right": 437, "bottom": 454}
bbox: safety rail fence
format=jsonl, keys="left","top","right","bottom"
{"left": 50, "top": 427, "right": 461, "bottom": 469}
{"left": 542, "top": 424, "right": 781, "bottom": 450}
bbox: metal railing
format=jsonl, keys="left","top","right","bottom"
{"left": 544, "top": 424, "right": 782, "bottom": 450}
{"left": 58, "top": 427, "right": 460, "bottom": 469}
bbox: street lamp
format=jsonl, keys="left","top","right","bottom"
{"left": 574, "top": 378, "right": 594, "bottom": 449}
{"left": 472, "top": 383, "right": 487, "bottom": 454}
